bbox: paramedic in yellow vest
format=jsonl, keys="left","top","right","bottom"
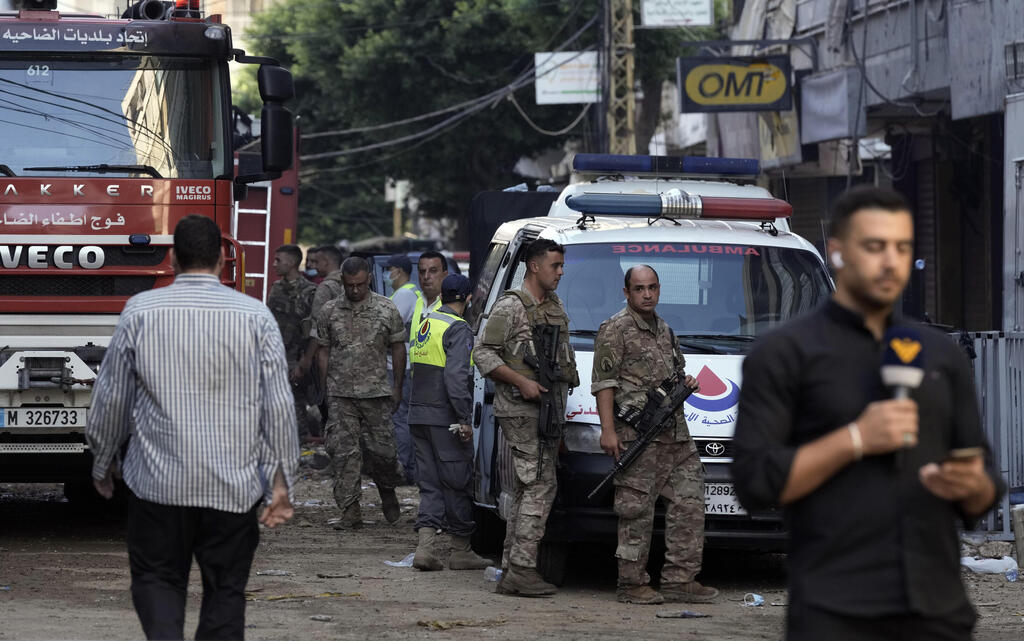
{"left": 385, "top": 253, "right": 423, "bottom": 484}
{"left": 408, "top": 274, "right": 491, "bottom": 572}
{"left": 411, "top": 251, "right": 448, "bottom": 341}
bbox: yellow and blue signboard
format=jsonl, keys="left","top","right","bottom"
{"left": 677, "top": 55, "right": 792, "bottom": 113}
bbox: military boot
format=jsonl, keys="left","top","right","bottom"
{"left": 660, "top": 581, "right": 719, "bottom": 603}
{"left": 495, "top": 565, "right": 556, "bottom": 597}
{"left": 379, "top": 487, "right": 401, "bottom": 524}
{"left": 412, "top": 528, "right": 444, "bottom": 571}
{"left": 447, "top": 536, "right": 491, "bottom": 570}
{"left": 332, "top": 502, "right": 362, "bottom": 530}
{"left": 616, "top": 584, "right": 665, "bottom": 605}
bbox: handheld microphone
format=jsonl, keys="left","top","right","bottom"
{"left": 880, "top": 327, "right": 924, "bottom": 469}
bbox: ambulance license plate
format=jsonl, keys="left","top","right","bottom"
{"left": 0, "top": 408, "right": 87, "bottom": 428}
{"left": 704, "top": 483, "right": 747, "bottom": 516}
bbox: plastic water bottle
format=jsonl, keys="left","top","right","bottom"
{"left": 1007, "top": 568, "right": 1019, "bottom": 582}
{"left": 483, "top": 566, "right": 503, "bottom": 582}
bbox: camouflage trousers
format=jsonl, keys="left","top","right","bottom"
{"left": 500, "top": 415, "right": 559, "bottom": 570}
{"left": 614, "top": 439, "right": 704, "bottom": 587}
{"left": 325, "top": 396, "right": 406, "bottom": 510}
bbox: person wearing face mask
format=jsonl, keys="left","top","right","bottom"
{"left": 305, "top": 247, "right": 324, "bottom": 284}
{"left": 385, "top": 254, "right": 423, "bottom": 484}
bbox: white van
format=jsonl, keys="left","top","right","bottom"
{"left": 467, "top": 154, "right": 833, "bottom": 583}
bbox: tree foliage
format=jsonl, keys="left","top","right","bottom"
{"left": 243, "top": 0, "right": 724, "bottom": 245}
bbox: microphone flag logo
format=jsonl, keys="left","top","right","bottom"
{"left": 889, "top": 337, "right": 922, "bottom": 364}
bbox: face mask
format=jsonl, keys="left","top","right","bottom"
{"left": 305, "top": 268, "right": 317, "bottom": 277}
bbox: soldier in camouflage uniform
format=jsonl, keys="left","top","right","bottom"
{"left": 474, "top": 238, "right": 579, "bottom": 597}
{"left": 267, "top": 245, "right": 317, "bottom": 439}
{"left": 315, "top": 256, "right": 406, "bottom": 528}
{"left": 299, "top": 245, "right": 345, "bottom": 429}
{"left": 592, "top": 265, "right": 718, "bottom": 605}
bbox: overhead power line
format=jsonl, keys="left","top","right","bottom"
{"left": 302, "top": 14, "right": 598, "bottom": 141}
{"left": 298, "top": 18, "right": 599, "bottom": 163}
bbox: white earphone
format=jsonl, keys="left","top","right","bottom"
{"left": 831, "top": 251, "right": 844, "bottom": 269}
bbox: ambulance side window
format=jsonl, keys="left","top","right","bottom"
{"left": 467, "top": 241, "right": 508, "bottom": 331}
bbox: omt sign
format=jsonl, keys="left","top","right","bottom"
{"left": 677, "top": 56, "right": 791, "bottom": 112}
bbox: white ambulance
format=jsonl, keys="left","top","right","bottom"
{"left": 467, "top": 154, "right": 833, "bottom": 582}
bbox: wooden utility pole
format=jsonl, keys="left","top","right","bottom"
{"left": 605, "top": 0, "right": 636, "bottom": 154}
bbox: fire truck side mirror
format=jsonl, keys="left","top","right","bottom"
{"left": 258, "top": 65, "right": 295, "bottom": 103}
{"left": 260, "top": 103, "right": 293, "bottom": 174}
{"left": 258, "top": 65, "right": 294, "bottom": 174}
{"left": 237, "top": 65, "right": 294, "bottom": 186}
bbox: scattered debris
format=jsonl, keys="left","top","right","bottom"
{"left": 316, "top": 572, "right": 354, "bottom": 579}
{"left": 310, "top": 615, "right": 333, "bottom": 622}
{"left": 961, "top": 556, "right": 1018, "bottom": 574}
{"left": 977, "top": 541, "right": 1014, "bottom": 559}
{"left": 245, "top": 592, "right": 361, "bottom": 602}
{"left": 742, "top": 593, "right": 765, "bottom": 607}
{"left": 416, "top": 618, "right": 507, "bottom": 631}
{"left": 655, "top": 610, "right": 709, "bottom": 619}
{"left": 383, "top": 552, "right": 415, "bottom": 567}
{"left": 0, "top": 586, "right": 11, "bottom": 591}
{"left": 976, "top": 602, "right": 1001, "bottom": 608}
{"left": 255, "top": 570, "right": 293, "bottom": 577}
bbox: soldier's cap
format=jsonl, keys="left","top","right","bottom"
{"left": 384, "top": 253, "right": 412, "bottom": 274}
{"left": 441, "top": 274, "right": 472, "bottom": 303}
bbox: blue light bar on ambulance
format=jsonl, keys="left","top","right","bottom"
{"left": 572, "top": 154, "right": 759, "bottom": 176}
{"left": 564, "top": 188, "right": 792, "bottom": 221}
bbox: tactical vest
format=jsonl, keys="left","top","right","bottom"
{"left": 502, "top": 289, "right": 576, "bottom": 386}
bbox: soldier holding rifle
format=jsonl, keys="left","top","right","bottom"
{"left": 474, "top": 238, "right": 579, "bottom": 597}
{"left": 592, "top": 265, "right": 718, "bottom": 605}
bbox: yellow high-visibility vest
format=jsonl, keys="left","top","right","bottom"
{"left": 409, "top": 295, "right": 441, "bottom": 343}
{"left": 410, "top": 310, "right": 463, "bottom": 368}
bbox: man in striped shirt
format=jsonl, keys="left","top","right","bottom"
{"left": 87, "top": 214, "right": 300, "bottom": 641}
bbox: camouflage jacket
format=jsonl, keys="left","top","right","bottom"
{"left": 267, "top": 275, "right": 316, "bottom": 365}
{"left": 475, "top": 288, "right": 579, "bottom": 420}
{"left": 315, "top": 291, "right": 405, "bottom": 398}
{"left": 308, "top": 270, "right": 345, "bottom": 338}
{"left": 591, "top": 306, "right": 690, "bottom": 443}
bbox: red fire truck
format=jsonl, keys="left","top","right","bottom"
{"left": 0, "top": 0, "right": 295, "bottom": 499}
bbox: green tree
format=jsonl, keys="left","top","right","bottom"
{"left": 244, "top": 0, "right": 724, "bottom": 245}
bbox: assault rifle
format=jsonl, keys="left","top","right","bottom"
{"left": 522, "top": 324, "right": 562, "bottom": 439}
{"left": 587, "top": 373, "right": 696, "bottom": 501}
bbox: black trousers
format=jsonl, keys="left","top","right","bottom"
{"left": 787, "top": 599, "right": 975, "bottom": 641}
{"left": 127, "top": 494, "right": 260, "bottom": 641}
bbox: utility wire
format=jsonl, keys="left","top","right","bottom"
{"left": 302, "top": 15, "right": 598, "bottom": 140}
{"left": 300, "top": 44, "right": 597, "bottom": 161}
{"left": 845, "top": 9, "right": 941, "bottom": 118}
{"left": 507, "top": 92, "right": 590, "bottom": 136}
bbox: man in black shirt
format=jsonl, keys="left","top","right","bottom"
{"left": 733, "top": 186, "right": 1002, "bottom": 641}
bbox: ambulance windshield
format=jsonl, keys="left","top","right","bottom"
{"left": 545, "top": 242, "right": 832, "bottom": 340}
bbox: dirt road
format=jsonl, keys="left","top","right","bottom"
{"left": 1, "top": 471, "right": 1020, "bottom": 641}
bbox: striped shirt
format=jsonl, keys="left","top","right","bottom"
{"left": 86, "top": 274, "right": 299, "bottom": 513}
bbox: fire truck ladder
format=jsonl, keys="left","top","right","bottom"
{"left": 232, "top": 181, "right": 272, "bottom": 300}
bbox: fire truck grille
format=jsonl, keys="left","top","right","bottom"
{"left": 0, "top": 276, "right": 156, "bottom": 297}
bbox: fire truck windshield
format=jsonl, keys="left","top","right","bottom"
{"left": 0, "top": 55, "right": 225, "bottom": 179}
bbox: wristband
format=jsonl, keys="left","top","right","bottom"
{"left": 847, "top": 423, "right": 863, "bottom": 461}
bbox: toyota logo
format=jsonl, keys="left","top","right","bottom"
{"left": 704, "top": 441, "right": 726, "bottom": 457}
